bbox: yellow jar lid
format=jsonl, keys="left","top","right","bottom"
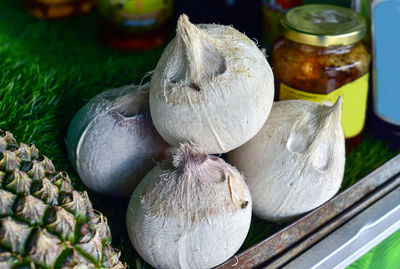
{"left": 281, "top": 4, "right": 366, "bottom": 47}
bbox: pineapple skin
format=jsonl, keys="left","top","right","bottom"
{"left": 0, "top": 130, "right": 126, "bottom": 269}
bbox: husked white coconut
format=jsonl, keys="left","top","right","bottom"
{"left": 66, "top": 84, "right": 169, "bottom": 197}
{"left": 150, "top": 14, "right": 274, "bottom": 154}
{"left": 228, "top": 98, "right": 345, "bottom": 223}
{"left": 127, "top": 143, "right": 252, "bottom": 269}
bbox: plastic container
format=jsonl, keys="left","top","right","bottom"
{"left": 370, "top": 0, "right": 400, "bottom": 149}
{"left": 272, "top": 4, "right": 371, "bottom": 149}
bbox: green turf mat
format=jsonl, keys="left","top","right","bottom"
{"left": 0, "top": 1, "right": 398, "bottom": 268}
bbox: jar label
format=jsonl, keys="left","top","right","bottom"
{"left": 279, "top": 73, "right": 369, "bottom": 138}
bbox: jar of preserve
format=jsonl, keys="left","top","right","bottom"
{"left": 24, "top": 0, "right": 96, "bottom": 19}
{"left": 98, "top": 0, "right": 174, "bottom": 51}
{"left": 272, "top": 4, "right": 371, "bottom": 149}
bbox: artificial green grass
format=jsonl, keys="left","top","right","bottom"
{"left": 0, "top": 1, "right": 398, "bottom": 268}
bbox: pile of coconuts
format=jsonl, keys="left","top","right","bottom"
{"left": 66, "top": 14, "right": 345, "bottom": 269}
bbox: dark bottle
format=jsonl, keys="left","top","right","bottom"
{"left": 261, "top": 0, "right": 302, "bottom": 52}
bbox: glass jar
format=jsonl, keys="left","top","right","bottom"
{"left": 24, "top": 0, "right": 96, "bottom": 19}
{"left": 272, "top": 4, "right": 371, "bottom": 149}
{"left": 98, "top": 0, "right": 174, "bottom": 51}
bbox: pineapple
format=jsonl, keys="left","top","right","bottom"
{"left": 0, "top": 130, "right": 125, "bottom": 268}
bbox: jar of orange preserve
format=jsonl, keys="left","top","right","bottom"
{"left": 98, "top": 0, "right": 174, "bottom": 51}
{"left": 272, "top": 4, "right": 370, "bottom": 149}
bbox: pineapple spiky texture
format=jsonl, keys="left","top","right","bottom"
{"left": 0, "top": 130, "right": 125, "bottom": 269}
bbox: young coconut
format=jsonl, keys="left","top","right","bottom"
{"left": 66, "top": 84, "right": 169, "bottom": 198}
{"left": 126, "top": 143, "right": 252, "bottom": 269}
{"left": 227, "top": 98, "right": 345, "bottom": 223}
{"left": 150, "top": 14, "right": 274, "bottom": 154}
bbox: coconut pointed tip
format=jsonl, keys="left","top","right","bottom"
{"left": 177, "top": 13, "right": 199, "bottom": 39}
{"left": 330, "top": 96, "right": 343, "bottom": 115}
{"left": 334, "top": 96, "right": 343, "bottom": 107}
{"left": 172, "top": 143, "right": 208, "bottom": 168}
{"left": 322, "top": 96, "right": 343, "bottom": 125}
{"left": 178, "top": 13, "right": 190, "bottom": 26}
